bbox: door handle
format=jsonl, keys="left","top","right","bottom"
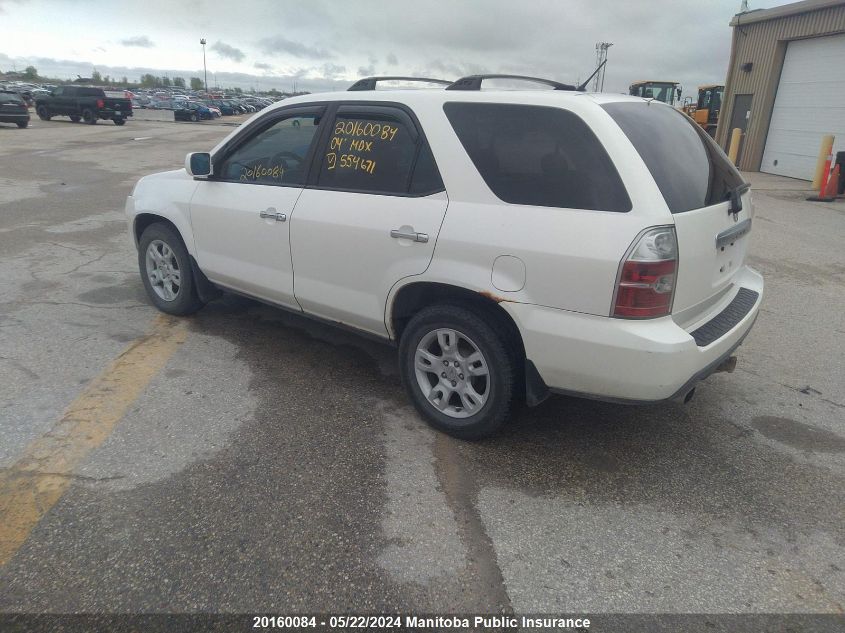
{"left": 390, "top": 228, "right": 429, "bottom": 243}
{"left": 260, "top": 208, "right": 286, "bottom": 222}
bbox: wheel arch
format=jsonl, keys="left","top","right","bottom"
{"left": 133, "top": 213, "right": 219, "bottom": 304}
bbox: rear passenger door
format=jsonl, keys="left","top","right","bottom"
{"left": 290, "top": 104, "right": 447, "bottom": 336}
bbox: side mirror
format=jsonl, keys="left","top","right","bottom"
{"left": 185, "top": 152, "right": 212, "bottom": 178}
{"left": 677, "top": 88, "right": 683, "bottom": 100}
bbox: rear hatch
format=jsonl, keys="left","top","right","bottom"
{"left": 0, "top": 91, "right": 28, "bottom": 115}
{"left": 603, "top": 101, "right": 751, "bottom": 317}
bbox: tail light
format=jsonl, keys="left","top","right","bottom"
{"left": 96, "top": 99, "right": 104, "bottom": 109}
{"left": 612, "top": 226, "right": 677, "bottom": 319}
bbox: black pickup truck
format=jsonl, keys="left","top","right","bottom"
{"left": 35, "top": 86, "right": 132, "bottom": 125}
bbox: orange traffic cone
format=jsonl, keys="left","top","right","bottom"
{"left": 825, "top": 164, "right": 842, "bottom": 198}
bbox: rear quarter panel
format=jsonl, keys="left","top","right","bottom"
{"left": 414, "top": 95, "right": 673, "bottom": 317}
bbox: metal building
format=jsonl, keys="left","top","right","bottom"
{"left": 715, "top": 0, "right": 845, "bottom": 178}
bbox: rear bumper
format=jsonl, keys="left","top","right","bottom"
{"left": 0, "top": 113, "right": 30, "bottom": 122}
{"left": 99, "top": 109, "right": 132, "bottom": 119}
{"left": 506, "top": 266, "right": 764, "bottom": 403}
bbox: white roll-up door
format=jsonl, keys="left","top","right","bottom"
{"left": 761, "top": 33, "right": 845, "bottom": 180}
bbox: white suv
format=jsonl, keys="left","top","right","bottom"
{"left": 126, "top": 75, "right": 763, "bottom": 439}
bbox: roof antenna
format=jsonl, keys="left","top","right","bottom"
{"left": 740, "top": 0, "right": 749, "bottom": 11}
{"left": 576, "top": 59, "right": 607, "bottom": 92}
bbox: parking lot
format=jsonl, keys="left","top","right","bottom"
{"left": 0, "top": 114, "right": 844, "bottom": 619}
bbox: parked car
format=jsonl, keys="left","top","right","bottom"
{"left": 125, "top": 75, "right": 763, "bottom": 439}
{"left": 173, "top": 101, "right": 215, "bottom": 122}
{"left": 35, "top": 85, "right": 132, "bottom": 125}
{"left": 205, "top": 100, "right": 237, "bottom": 115}
{"left": 0, "top": 90, "right": 30, "bottom": 128}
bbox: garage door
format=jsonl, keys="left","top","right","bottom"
{"left": 761, "top": 33, "right": 845, "bottom": 180}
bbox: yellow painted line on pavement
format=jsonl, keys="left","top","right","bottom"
{"left": 0, "top": 314, "right": 188, "bottom": 565}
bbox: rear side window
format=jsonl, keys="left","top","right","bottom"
{"left": 77, "top": 88, "right": 104, "bottom": 97}
{"left": 443, "top": 102, "right": 631, "bottom": 212}
{"left": 602, "top": 102, "right": 744, "bottom": 213}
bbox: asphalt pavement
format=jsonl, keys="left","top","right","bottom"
{"left": 0, "top": 114, "right": 843, "bottom": 625}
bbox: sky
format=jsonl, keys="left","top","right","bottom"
{"left": 0, "top": 0, "right": 798, "bottom": 94}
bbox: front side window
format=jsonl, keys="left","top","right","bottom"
{"left": 219, "top": 113, "right": 321, "bottom": 186}
{"left": 444, "top": 102, "right": 631, "bottom": 212}
{"left": 317, "top": 111, "right": 419, "bottom": 194}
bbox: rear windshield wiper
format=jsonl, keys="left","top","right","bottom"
{"left": 729, "top": 182, "right": 751, "bottom": 215}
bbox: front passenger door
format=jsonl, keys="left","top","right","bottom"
{"left": 190, "top": 107, "right": 325, "bottom": 308}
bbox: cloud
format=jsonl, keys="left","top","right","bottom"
{"left": 321, "top": 63, "right": 346, "bottom": 79}
{"left": 386, "top": 53, "right": 398, "bottom": 66}
{"left": 257, "top": 36, "right": 332, "bottom": 60}
{"left": 357, "top": 64, "right": 375, "bottom": 77}
{"left": 254, "top": 62, "right": 272, "bottom": 71}
{"left": 120, "top": 35, "right": 154, "bottom": 48}
{"left": 211, "top": 41, "right": 245, "bottom": 63}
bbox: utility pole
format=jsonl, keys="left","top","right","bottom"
{"left": 200, "top": 38, "right": 208, "bottom": 92}
{"left": 593, "top": 42, "right": 613, "bottom": 92}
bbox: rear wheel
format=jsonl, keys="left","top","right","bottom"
{"left": 190, "top": 113, "right": 199, "bottom": 122}
{"left": 82, "top": 108, "right": 97, "bottom": 124}
{"left": 138, "top": 223, "right": 205, "bottom": 316}
{"left": 399, "top": 305, "right": 514, "bottom": 440}
{"left": 36, "top": 105, "right": 51, "bottom": 120}
{"left": 113, "top": 118, "right": 125, "bottom": 126}
{"left": 16, "top": 121, "right": 28, "bottom": 129}
{"left": 69, "top": 115, "right": 81, "bottom": 123}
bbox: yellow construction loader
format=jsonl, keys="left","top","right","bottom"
{"left": 688, "top": 84, "right": 724, "bottom": 137}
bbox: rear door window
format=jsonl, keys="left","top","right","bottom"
{"left": 602, "top": 101, "right": 744, "bottom": 213}
{"left": 443, "top": 102, "right": 631, "bottom": 212}
{"left": 316, "top": 106, "right": 437, "bottom": 195}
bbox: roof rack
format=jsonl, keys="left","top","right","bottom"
{"left": 446, "top": 74, "right": 578, "bottom": 91}
{"left": 347, "top": 76, "right": 452, "bottom": 91}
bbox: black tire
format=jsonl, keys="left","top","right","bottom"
{"left": 399, "top": 304, "right": 514, "bottom": 440}
{"left": 36, "top": 105, "right": 51, "bottom": 120}
{"left": 191, "top": 113, "right": 199, "bottom": 122}
{"left": 82, "top": 108, "right": 97, "bottom": 124}
{"left": 138, "top": 223, "right": 205, "bottom": 316}
{"left": 69, "top": 115, "right": 81, "bottom": 123}
{"left": 113, "top": 118, "right": 125, "bottom": 126}
{"left": 16, "top": 121, "right": 28, "bottom": 129}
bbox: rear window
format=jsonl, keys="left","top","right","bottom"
{"left": 0, "top": 92, "right": 24, "bottom": 104}
{"left": 443, "top": 102, "right": 631, "bottom": 212}
{"left": 602, "top": 101, "right": 744, "bottom": 213}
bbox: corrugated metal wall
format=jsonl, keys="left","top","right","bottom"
{"left": 716, "top": 3, "right": 845, "bottom": 171}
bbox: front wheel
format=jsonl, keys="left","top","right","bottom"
{"left": 113, "top": 118, "right": 125, "bottom": 126}
{"left": 69, "top": 115, "right": 81, "bottom": 123}
{"left": 138, "top": 223, "right": 205, "bottom": 316}
{"left": 16, "top": 121, "right": 28, "bottom": 129}
{"left": 190, "top": 113, "right": 199, "bottom": 122}
{"left": 399, "top": 305, "right": 514, "bottom": 440}
{"left": 36, "top": 105, "right": 51, "bottom": 120}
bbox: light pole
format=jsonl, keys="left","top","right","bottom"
{"left": 200, "top": 38, "right": 208, "bottom": 93}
